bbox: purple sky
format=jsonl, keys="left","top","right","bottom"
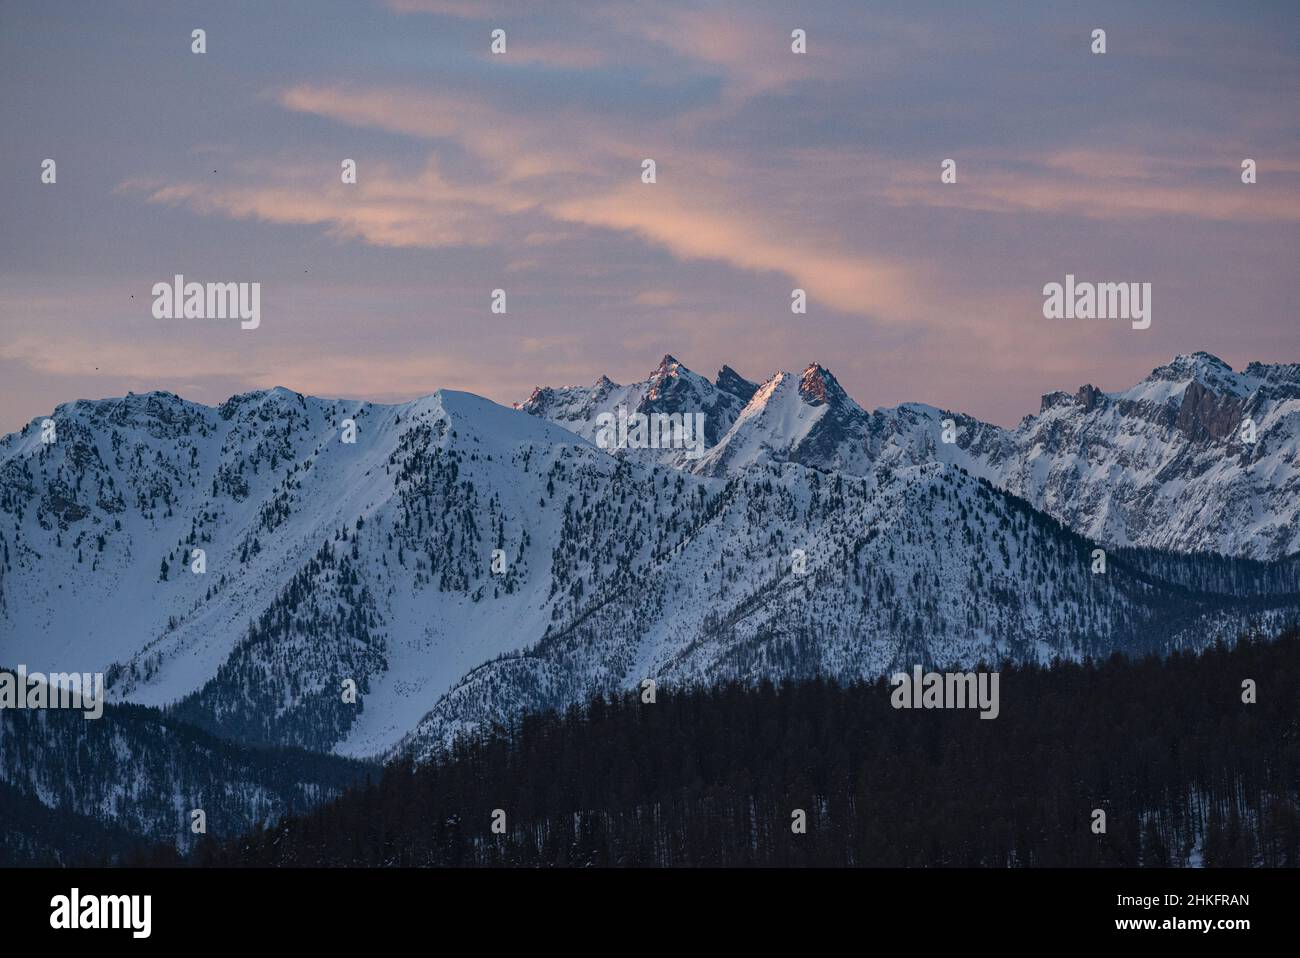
{"left": 1, "top": 0, "right": 1297, "bottom": 431}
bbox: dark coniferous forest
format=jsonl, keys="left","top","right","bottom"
{"left": 160, "top": 630, "right": 1300, "bottom": 868}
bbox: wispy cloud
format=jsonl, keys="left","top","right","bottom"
{"left": 123, "top": 81, "right": 935, "bottom": 323}
{"left": 6, "top": 0, "right": 1297, "bottom": 433}
{"left": 885, "top": 149, "right": 1300, "bottom": 223}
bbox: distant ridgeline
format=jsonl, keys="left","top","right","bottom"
{"left": 172, "top": 632, "right": 1300, "bottom": 868}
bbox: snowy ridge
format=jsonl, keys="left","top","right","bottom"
{"left": 517, "top": 354, "right": 754, "bottom": 467}
{"left": 525, "top": 352, "right": 1300, "bottom": 559}
{"left": 0, "top": 350, "right": 1296, "bottom": 777}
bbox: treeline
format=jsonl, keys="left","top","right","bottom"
{"left": 0, "top": 685, "right": 372, "bottom": 864}
{"left": 1111, "top": 545, "right": 1300, "bottom": 598}
{"left": 168, "top": 539, "right": 387, "bottom": 752}
{"left": 0, "top": 781, "right": 152, "bottom": 866}
{"left": 169, "top": 630, "right": 1300, "bottom": 868}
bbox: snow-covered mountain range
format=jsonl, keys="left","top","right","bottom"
{"left": 1, "top": 351, "right": 1296, "bottom": 772}
{"left": 523, "top": 351, "right": 1300, "bottom": 559}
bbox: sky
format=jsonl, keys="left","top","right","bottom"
{"left": 1, "top": 0, "right": 1297, "bottom": 432}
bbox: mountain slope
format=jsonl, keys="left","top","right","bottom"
{"left": 397, "top": 458, "right": 1300, "bottom": 758}
{"left": 0, "top": 388, "right": 601, "bottom": 756}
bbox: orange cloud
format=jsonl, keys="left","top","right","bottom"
{"left": 549, "top": 182, "right": 921, "bottom": 321}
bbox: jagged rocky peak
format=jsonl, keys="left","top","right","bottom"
{"left": 1039, "top": 390, "right": 1073, "bottom": 413}
{"left": 1158, "top": 350, "right": 1232, "bottom": 374}
{"left": 516, "top": 386, "right": 551, "bottom": 410}
{"left": 216, "top": 385, "right": 312, "bottom": 423}
{"left": 1245, "top": 359, "right": 1300, "bottom": 379}
{"left": 798, "top": 363, "right": 848, "bottom": 406}
{"left": 517, "top": 374, "right": 611, "bottom": 415}
{"left": 1126, "top": 353, "right": 1249, "bottom": 440}
{"left": 1244, "top": 360, "right": 1300, "bottom": 394}
{"left": 646, "top": 354, "right": 704, "bottom": 403}
{"left": 1074, "top": 383, "right": 1105, "bottom": 412}
{"left": 653, "top": 353, "right": 682, "bottom": 375}
{"left": 715, "top": 365, "right": 758, "bottom": 402}
{"left": 1147, "top": 352, "right": 1241, "bottom": 392}
{"left": 1037, "top": 384, "right": 1105, "bottom": 415}
{"left": 586, "top": 374, "right": 619, "bottom": 405}
{"left": 110, "top": 390, "right": 192, "bottom": 413}
{"left": 52, "top": 390, "right": 211, "bottom": 437}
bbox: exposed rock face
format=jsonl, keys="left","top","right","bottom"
{"left": 1040, "top": 391, "right": 1073, "bottom": 413}
{"left": 1075, "top": 384, "right": 1103, "bottom": 413}
{"left": 1175, "top": 380, "right": 1244, "bottom": 443}
{"left": 988, "top": 353, "right": 1297, "bottom": 558}
{"left": 798, "top": 363, "right": 842, "bottom": 405}
{"left": 715, "top": 365, "right": 758, "bottom": 403}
